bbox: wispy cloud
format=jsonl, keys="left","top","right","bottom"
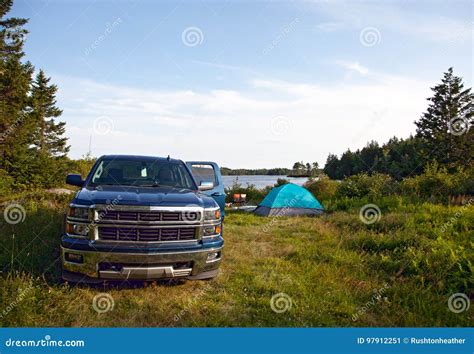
{"left": 55, "top": 68, "right": 431, "bottom": 168}
{"left": 336, "top": 61, "right": 369, "bottom": 76}
{"left": 190, "top": 60, "right": 260, "bottom": 75}
{"left": 313, "top": 1, "right": 471, "bottom": 43}
{"left": 316, "top": 22, "right": 347, "bottom": 33}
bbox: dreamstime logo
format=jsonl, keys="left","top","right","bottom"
{"left": 84, "top": 17, "right": 122, "bottom": 56}
{"left": 359, "top": 204, "right": 381, "bottom": 224}
{"left": 93, "top": 116, "right": 114, "bottom": 135}
{"left": 261, "top": 197, "right": 299, "bottom": 234}
{"left": 262, "top": 17, "right": 300, "bottom": 56}
{"left": 448, "top": 116, "right": 470, "bottom": 136}
{"left": 270, "top": 116, "right": 292, "bottom": 136}
{"left": 181, "top": 27, "right": 204, "bottom": 47}
{"left": 352, "top": 283, "right": 389, "bottom": 321}
{"left": 92, "top": 293, "right": 115, "bottom": 314}
{"left": 0, "top": 284, "right": 34, "bottom": 320}
{"left": 359, "top": 27, "right": 381, "bottom": 47}
{"left": 182, "top": 204, "right": 202, "bottom": 224}
{"left": 439, "top": 198, "right": 473, "bottom": 233}
{"left": 270, "top": 293, "right": 292, "bottom": 313}
{"left": 3, "top": 203, "right": 26, "bottom": 225}
{"left": 448, "top": 293, "right": 470, "bottom": 313}
{"left": 174, "top": 283, "right": 212, "bottom": 322}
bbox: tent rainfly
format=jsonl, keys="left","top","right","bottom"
{"left": 253, "top": 183, "right": 324, "bottom": 216}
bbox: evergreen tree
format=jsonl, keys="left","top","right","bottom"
{"left": 30, "top": 70, "right": 69, "bottom": 157}
{"left": 415, "top": 68, "right": 473, "bottom": 170}
{"left": 323, "top": 154, "right": 340, "bottom": 179}
{"left": 0, "top": 0, "right": 34, "bottom": 184}
{"left": 25, "top": 70, "right": 69, "bottom": 187}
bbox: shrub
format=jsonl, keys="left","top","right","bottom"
{"left": 304, "top": 175, "right": 338, "bottom": 202}
{"left": 224, "top": 181, "right": 270, "bottom": 204}
{"left": 336, "top": 173, "right": 398, "bottom": 199}
{"left": 275, "top": 178, "right": 290, "bottom": 187}
{"left": 399, "top": 163, "right": 472, "bottom": 200}
{"left": 0, "top": 169, "right": 14, "bottom": 195}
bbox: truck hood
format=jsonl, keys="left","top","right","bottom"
{"left": 72, "top": 185, "right": 217, "bottom": 208}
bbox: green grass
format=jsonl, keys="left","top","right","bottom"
{"left": 0, "top": 192, "right": 472, "bottom": 327}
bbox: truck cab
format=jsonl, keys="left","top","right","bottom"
{"left": 61, "top": 155, "right": 225, "bottom": 283}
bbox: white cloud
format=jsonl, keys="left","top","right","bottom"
{"left": 336, "top": 61, "right": 369, "bottom": 76}
{"left": 55, "top": 69, "right": 431, "bottom": 168}
{"left": 312, "top": 1, "right": 471, "bottom": 43}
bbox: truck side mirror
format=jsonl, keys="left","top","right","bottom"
{"left": 66, "top": 174, "right": 84, "bottom": 187}
{"left": 198, "top": 181, "right": 214, "bottom": 191}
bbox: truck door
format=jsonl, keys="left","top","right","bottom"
{"left": 186, "top": 161, "right": 225, "bottom": 217}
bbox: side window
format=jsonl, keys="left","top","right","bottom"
{"left": 190, "top": 164, "right": 217, "bottom": 186}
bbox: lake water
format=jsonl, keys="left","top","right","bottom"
{"left": 222, "top": 175, "right": 309, "bottom": 189}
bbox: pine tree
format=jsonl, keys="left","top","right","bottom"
{"left": 415, "top": 68, "right": 473, "bottom": 170}
{"left": 0, "top": 0, "right": 34, "bottom": 184}
{"left": 30, "top": 70, "right": 69, "bottom": 157}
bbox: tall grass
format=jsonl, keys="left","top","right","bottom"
{"left": 0, "top": 190, "right": 472, "bottom": 327}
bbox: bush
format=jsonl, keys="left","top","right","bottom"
{"left": 336, "top": 173, "right": 398, "bottom": 199}
{"left": 0, "top": 169, "right": 14, "bottom": 195}
{"left": 399, "top": 163, "right": 474, "bottom": 200}
{"left": 304, "top": 175, "right": 338, "bottom": 202}
{"left": 275, "top": 178, "right": 290, "bottom": 187}
{"left": 66, "top": 155, "right": 96, "bottom": 178}
{"left": 224, "top": 181, "right": 270, "bottom": 204}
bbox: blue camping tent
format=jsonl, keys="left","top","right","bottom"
{"left": 253, "top": 183, "right": 324, "bottom": 216}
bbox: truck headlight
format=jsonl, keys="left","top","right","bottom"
{"left": 66, "top": 223, "right": 90, "bottom": 236}
{"left": 68, "top": 206, "right": 90, "bottom": 220}
{"left": 203, "top": 223, "right": 221, "bottom": 236}
{"left": 204, "top": 208, "right": 221, "bottom": 221}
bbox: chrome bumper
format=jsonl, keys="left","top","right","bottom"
{"left": 61, "top": 245, "right": 222, "bottom": 281}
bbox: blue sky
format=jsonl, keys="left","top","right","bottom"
{"left": 12, "top": 0, "right": 473, "bottom": 168}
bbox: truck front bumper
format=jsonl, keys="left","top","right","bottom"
{"left": 61, "top": 236, "right": 223, "bottom": 283}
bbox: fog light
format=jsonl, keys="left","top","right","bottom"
{"left": 207, "top": 251, "right": 221, "bottom": 261}
{"left": 65, "top": 253, "right": 83, "bottom": 264}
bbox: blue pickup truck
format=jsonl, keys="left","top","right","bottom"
{"left": 61, "top": 155, "right": 225, "bottom": 283}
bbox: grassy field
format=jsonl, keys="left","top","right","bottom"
{"left": 0, "top": 192, "right": 472, "bottom": 327}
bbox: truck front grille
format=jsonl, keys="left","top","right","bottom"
{"left": 98, "top": 226, "right": 197, "bottom": 242}
{"left": 98, "top": 210, "right": 201, "bottom": 222}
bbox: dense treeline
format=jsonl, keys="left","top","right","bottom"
{"left": 0, "top": 1, "right": 70, "bottom": 191}
{"left": 323, "top": 68, "right": 473, "bottom": 180}
{"left": 221, "top": 167, "right": 291, "bottom": 176}
{"left": 221, "top": 162, "right": 319, "bottom": 177}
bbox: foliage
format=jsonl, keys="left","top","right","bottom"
{"left": 415, "top": 67, "right": 473, "bottom": 170}
{"left": 335, "top": 173, "right": 398, "bottom": 199}
{"left": 323, "top": 137, "right": 424, "bottom": 180}
{"left": 224, "top": 180, "right": 271, "bottom": 204}
{"left": 66, "top": 154, "right": 97, "bottom": 179}
{"left": 304, "top": 175, "right": 338, "bottom": 202}
{"left": 323, "top": 69, "right": 472, "bottom": 180}
{"left": 291, "top": 161, "right": 319, "bottom": 176}
{"left": 0, "top": 168, "right": 13, "bottom": 194}
{"left": 400, "top": 163, "right": 474, "bottom": 200}
{"left": 0, "top": 3, "right": 69, "bottom": 190}
{"left": 274, "top": 178, "right": 290, "bottom": 187}
{"left": 221, "top": 167, "right": 291, "bottom": 176}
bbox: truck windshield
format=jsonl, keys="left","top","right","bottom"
{"left": 88, "top": 158, "right": 196, "bottom": 190}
